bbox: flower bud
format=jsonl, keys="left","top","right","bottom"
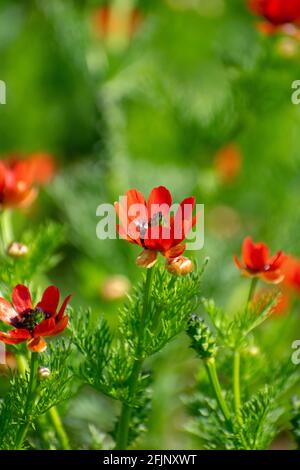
{"left": 187, "top": 315, "right": 217, "bottom": 360}
{"left": 100, "top": 275, "right": 131, "bottom": 301}
{"left": 38, "top": 366, "right": 51, "bottom": 379}
{"left": 7, "top": 242, "right": 28, "bottom": 258}
{"left": 166, "top": 256, "right": 193, "bottom": 276}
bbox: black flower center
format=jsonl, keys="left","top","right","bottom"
{"left": 11, "top": 307, "right": 49, "bottom": 331}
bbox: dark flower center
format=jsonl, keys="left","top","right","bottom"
{"left": 11, "top": 307, "right": 49, "bottom": 331}
{"left": 134, "top": 212, "right": 165, "bottom": 240}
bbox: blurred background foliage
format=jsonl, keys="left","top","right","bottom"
{"left": 1, "top": 0, "right": 300, "bottom": 449}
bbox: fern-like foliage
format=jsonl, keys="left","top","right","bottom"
{"left": 0, "top": 222, "right": 64, "bottom": 290}
{"left": 0, "top": 341, "right": 73, "bottom": 450}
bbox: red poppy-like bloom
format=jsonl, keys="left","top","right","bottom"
{"left": 115, "top": 186, "right": 198, "bottom": 268}
{"left": 214, "top": 144, "right": 242, "bottom": 184}
{"left": 234, "top": 236, "right": 286, "bottom": 283}
{"left": 0, "top": 285, "right": 71, "bottom": 352}
{"left": 0, "top": 154, "right": 55, "bottom": 209}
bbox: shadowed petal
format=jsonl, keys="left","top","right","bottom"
{"left": 0, "top": 328, "right": 31, "bottom": 345}
{"left": 37, "top": 286, "right": 60, "bottom": 317}
{"left": 28, "top": 336, "right": 47, "bottom": 352}
{"left": 12, "top": 285, "right": 32, "bottom": 314}
{"left": 57, "top": 295, "right": 72, "bottom": 321}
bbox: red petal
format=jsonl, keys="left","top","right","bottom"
{"left": 242, "top": 237, "right": 269, "bottom": 271}
{"left": 164, "top": 244, "right": 186, "bottom": 259}
{"left": 37, "top": 286, "right": 60, "bottom": 316}
{"left": 12, "top": 285, "right": 32, "bottom": 314}
{"left": 268, "top": 251, "right": 286, "bottom": 270}
{"left": 0, "top": 328, "right": 31, "bottom": 345}
{"left": 136, "top": 250, "right": 158, "bottom": 268}
{"left": 46, "top": 316, "right": 69, "bottom": 337}
{"left": 0, "top": 298, "right": 17, "bottom": 324}
{"left": 173, "top": 197, "right": 196, "bottom": 243}
{"left": 34, "top": 318, "right": 56, "bottom": 337}
{"left": 28, "top": 336, "right": 47, "bottom": 352}
{"left": 57, "top": 295, "right": 72, "bottom": 321}
{"left": 126, "top": 188, "right": 146, "bottom": 209}
{"left": 233, "top": 255, "right": 245, "bottom": 271}
{"left": 147, "top": 186, "right": 172, "bottom": 219}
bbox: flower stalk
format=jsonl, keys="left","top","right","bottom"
{"left": 115, "top": 267, "right": 153, "bottom": 450}
{"left": 204, "top": 358, "right": 232, "bottom": 426}
{"left": 15, "top": 352, "right": 39, "bottom": 449}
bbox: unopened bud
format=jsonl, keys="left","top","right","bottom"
{"left": 166, "top": 256, "right": 193, "bottom": 276}
{"left": 38, "top": 366, "right": 51, "bottom": 379}
{"left": 7, "top": 242, "right": 28, "bottom": 258}
{"left": 187, "top": 315, "right": 217, "bottom": 360}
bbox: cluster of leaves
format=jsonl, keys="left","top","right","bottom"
{"left": 0, "top": 341, "right": 73, "bottom": 450}
{"left": 71, "top": 263, "right": 205, "bottom": 445}
{"left": 0, "top": 222, "right": 64, "bottom": 291}
{"left": 186, "top": 295, "right": 300, "bottom": 450}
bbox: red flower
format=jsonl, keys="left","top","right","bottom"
{"left": 0, "top": 159, "right": 37, "bottom": 209}
{"left": 249, "top": 0, "right": 300, "bottom": 25}
{"left": 234, "top": 236, "right": 286, "bottom": 283}
{"left": 115, "top": 186, "right": 198, "bottom": 268}
{"left": 0, "top": 285, "right": 71, "bottom": 353}
{"left": 214, "top": 144, "right": 242, "bottom": 184}
{"left": 282, "top": 255, "right": 300, "bottom": 291}
{"left": 0, "top": 154, "right": 55, "bottom": 209}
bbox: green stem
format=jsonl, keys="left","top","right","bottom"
{"left": 247, "top": 277, "right": 258, "bottom": 306}
{"left": 233, "top": 350, "right": 242, "bottom": 425}
{"left": 15, "top": 352, "right": 39, "bottom": 449}
{"left": 48, "top": 406, "right": 70, "bottom": 450}
{"left": 16, "top": 354, "right": 28, "bottom": 377}
{"left": 115, "top": 268, "right": 153, "bottom": 450}
{"left": 233, "top": 277, "right": 258, "bottom": 426}
{"left": 204, "top": 358, "right": 231, "bottom": 426}
{"left": 0, "top": 209, "right": 13, "bottom": 252}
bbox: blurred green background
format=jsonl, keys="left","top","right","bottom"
{"left": 1, "top": 0, "right": 300, "bottom": 449}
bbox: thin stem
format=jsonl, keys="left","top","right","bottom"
{"left": 247, "top": 277, "right": 258, "bottom": 306}
{"left": 16, "top": 354, "right": 28, "bottom": 377}
{"left": 233, "top": 277, "right": 258, "bottom": 426}
{"left": 204, "top": 358, "right": 231, "bottom": 426}
{"left": 15, "top": 352, "right": 39, "bottom": 449}
{"left": 233, "top": 351, "right": 242, "bottom": 425}
{"left": 0, "top": 210, "right": 13, "bottom": 253}
{"left": 115, "top": 268, "right": 153, "bottom": 450}
{"left": 48, "top": 406, "right": 70, "bottom": 450}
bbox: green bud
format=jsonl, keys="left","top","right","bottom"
{"left": 187, "top": 315, "right": 217, "bottom": 360}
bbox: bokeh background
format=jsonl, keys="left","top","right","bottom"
{"left": 1, "top": 0, "right": 300, "bottom": 449}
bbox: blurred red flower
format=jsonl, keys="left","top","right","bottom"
{"left": 214, "top": 144, "right": 242, "bottom": 184}
{"left": 0, "top": 285, "right": 71, "bottom": 352}
{"left": 282, "top": 255, "right": 300, "bottom": 291}
{"left": 249, "top": 0, "right": 300, "bottom": 25}
{"left": 92, "top": 6, "right": 142, "bottom": 39}
{"left": 0, "top": 154, "right": 56, "bottom": 209}
{"left": 234, "top": 236, "right": 286, "bottom": 283}
{"left": 248, "top": 0, "right": 300, "bottom": 34}
{"left": 253, "top": 287, "right": 290, "bottom": 316}
{"left": 115, "top": 186, "right": 197, "bottom": 268}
